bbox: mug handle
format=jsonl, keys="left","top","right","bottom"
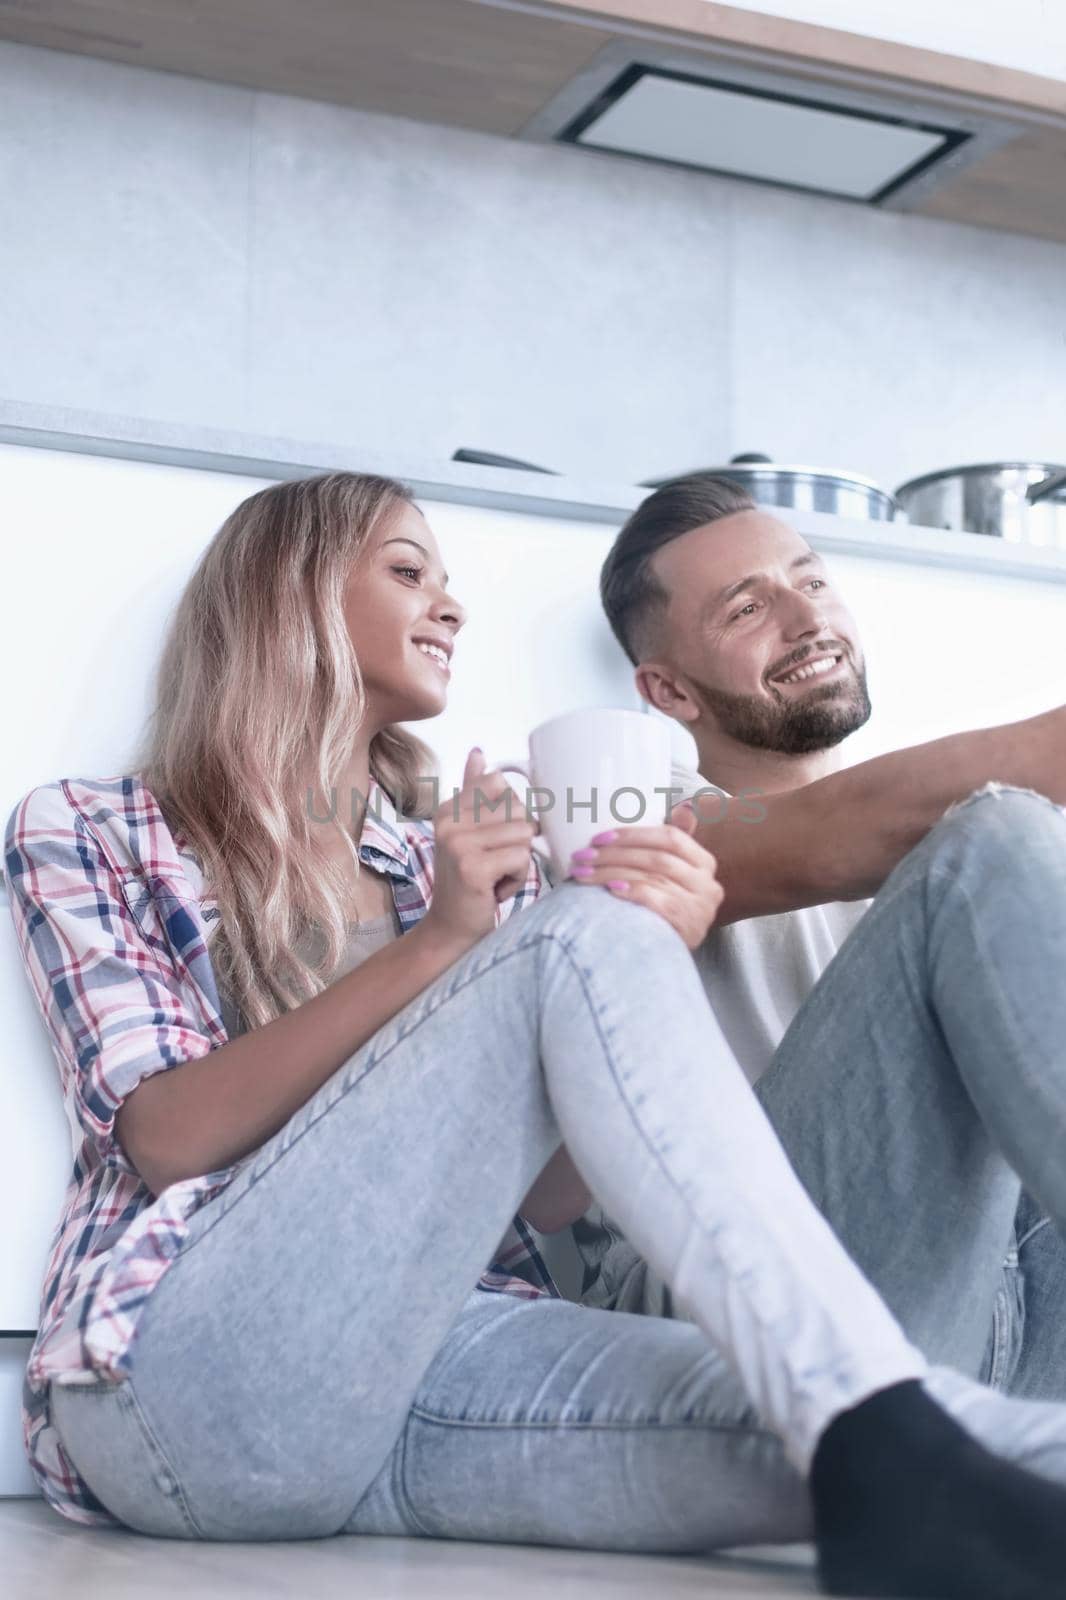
{"left": 493, "top": 758, "right": 553, "bottom": 863}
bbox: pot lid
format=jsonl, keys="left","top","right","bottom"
{"left": 641, "top": 463, "right": 894, "bottom": 495}
{"left": 722, "top": 463, "right": 891, "bottom": 493}
{"left": 896, "top": 462, "right": 1066, "bottom": 494}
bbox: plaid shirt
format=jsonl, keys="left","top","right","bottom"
{"left": 3, "top": 773, "right": 556, "bottom": 1528}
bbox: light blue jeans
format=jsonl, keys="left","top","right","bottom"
{"left": 575, "top": 784, "right": 1066, "bottom": 1405}
{"left": 50, "top": 863, "right": 931, "bottom": 1548}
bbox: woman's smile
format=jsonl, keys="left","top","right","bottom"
{"left": 412, "top": 635, "right": 453, "bottom": 677}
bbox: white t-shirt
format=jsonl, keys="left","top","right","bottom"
{"left": 672, "top": 761, "right": 872, "bottom": 1085}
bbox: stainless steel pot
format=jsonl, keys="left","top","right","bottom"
{"left": 640, "top": 454, "right": 897, "bottom": 522}
{"left": 894, "top": 463, "right": 1066, "bottom": 548}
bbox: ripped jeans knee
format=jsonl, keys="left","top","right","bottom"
{"left": 940, "top": 779, "right": 1066, "bottom": 825}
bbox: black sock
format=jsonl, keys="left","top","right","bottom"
{"left": 810, "top": 1379, "right": 1066, "bottom": 1599}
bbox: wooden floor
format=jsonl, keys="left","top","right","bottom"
{"left": 3, "top": 1496, "right": 820, "bottom": 1598}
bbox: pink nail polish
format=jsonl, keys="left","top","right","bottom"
{"left": 591, "top": 830, "right": 619, "bottom": 846}
{"left": 571, "top": 847, "right": 598, "bottom": 862}
{"left": 570, "top": 865, "right": 594, "bottom": 878}
{"left": 606, "top": 879, "right": 630, "bottom": 891}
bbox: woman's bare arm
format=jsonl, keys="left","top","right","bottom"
{"left": 700, "top": 703, "right": 1066, "bottom": 925}
{"left": 518, "top": 1143, "right": 594, "bottom": 1233}
{"left": 116, "top": 918, "right": 468, "bottom": 1197}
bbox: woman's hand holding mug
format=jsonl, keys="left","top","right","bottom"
{"left": 568, "top": 801, "right": 724, "bottom": 949}
{"left": 421, "top": 747, "right": 538, "bottom": 952}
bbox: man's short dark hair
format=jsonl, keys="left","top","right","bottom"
{"left": 600, "top": 473, "right": 757, "bottom": 665}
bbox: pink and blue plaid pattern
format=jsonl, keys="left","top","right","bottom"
{"left": 3, "top": 773, "right": 555, "bottom": 1527}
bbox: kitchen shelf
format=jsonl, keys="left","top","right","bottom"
{"left": 2, "top": 399, "right": 1065, "bottom": 587}
{"left": 791, "top": 507, "right": 1066, "bottom": 586}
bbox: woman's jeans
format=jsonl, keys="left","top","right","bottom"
{"left": 49, "top": 865, "right": 929, "bottom": 1550}
{"left": 576, "top": 785, "right": 1066, "bottom": 1408}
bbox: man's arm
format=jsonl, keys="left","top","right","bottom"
{"left": 699, "top": 703, "right": 1066, "bottom": 926}
{"left": 518, "top": 705, "right": 1066, "bottom": 1235}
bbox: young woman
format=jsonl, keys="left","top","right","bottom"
{"left": 8, "top": 471, "right": 1066, "bottom": 1600}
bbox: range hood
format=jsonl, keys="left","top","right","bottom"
{"left": 560, "top": 66, "right": 967, "bottom": 203}
{"left": 520, "top": 41, "right": 1021, "bottom": 212}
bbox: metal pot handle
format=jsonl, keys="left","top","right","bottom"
{"left": 451, "top": 448, "right": 559, "bottom": 475}
{"left": 1026, "top": 469, "right": 1066, "bottom": 505}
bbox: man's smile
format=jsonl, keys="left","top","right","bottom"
{"left": 770, "top": 651, "right": 845, "bottom": 687}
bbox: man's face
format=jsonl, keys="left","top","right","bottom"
{"left": 642, "top": 510, "right": 870, "bottom": 755}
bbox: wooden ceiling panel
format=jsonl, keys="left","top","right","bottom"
{"left": 0, "top": 0, "right": 614, "bottom": 134}
{"left": 915, "top": 128, "right": 1066, "bottom": 245}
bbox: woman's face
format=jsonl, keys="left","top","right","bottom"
{"left": 343, "top": 501, "right": 466, "bottom": 728}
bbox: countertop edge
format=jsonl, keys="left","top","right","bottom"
{"left": 2, "top": 396, "right": 1066, "bottom": 583}
{"left": 0, "top": 399, "right": 643, "bottom": 524}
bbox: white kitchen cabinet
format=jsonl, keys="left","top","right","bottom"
{"left": 1, "top": 431, "right": 1063, "bottom": 1500}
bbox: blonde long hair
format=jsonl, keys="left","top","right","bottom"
{"left": 128, "top": 471, "right": 438, "bottom": 1032}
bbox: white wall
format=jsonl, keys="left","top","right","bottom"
{"left": 810, "top": 552, "right": 1066, "bottom": 766}
{"left": 3, "top": 39, "right": 1066, "bottom": 499}
{"left": 706, "top": 0, "right": 1066, "bottom": 80}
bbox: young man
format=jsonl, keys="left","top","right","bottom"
{"left": 496, "top": 471, "right": 1066, "bottom": 1595}
{"left": 555, "top": 472, "right": 1066, "bottom": 1418}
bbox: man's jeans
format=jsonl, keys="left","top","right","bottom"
{"left": 575, "top": 782, "right": 1066, "bottom": 1409}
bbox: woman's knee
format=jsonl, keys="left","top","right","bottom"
{"left": 513, "top": 879, "right": 686, "bottom": 969}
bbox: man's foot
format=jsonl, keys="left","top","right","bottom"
{"left": 810, "top": 1379, "right": 1066, "bottom": 1598}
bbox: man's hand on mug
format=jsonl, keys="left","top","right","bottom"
{"left": 567, "top": 802, "right": 724, "bottom": 949}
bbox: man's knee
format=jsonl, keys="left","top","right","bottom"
{"left": 943, "top": 780, "right": 1060, "bottom": 822}
{"left": 941, "top": 781, "right": 1063, "bottom": 830}
{"left": 931, "top": 781, "right": 1066, "bottom": 870}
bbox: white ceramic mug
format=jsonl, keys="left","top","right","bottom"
{"left": 496, "top": 707, "right": 674, "bottom": 880}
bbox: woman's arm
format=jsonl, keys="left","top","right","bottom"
{"left": 4, "top": 782, "right": 478, "bottom": 1203}
{"left": 124, "top": 747, "right": 539, "bottom": 1197}
{"left": 700, "top": 703, "right": 1066, "bottom": 925}
{"left": 118, "top": 918, "right": 469, "bottom": 1196}
{"left": 518, "top": 1144, "right": 594, "bottom": 1233}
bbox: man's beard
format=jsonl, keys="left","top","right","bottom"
{"left": 691, "top": 657, "right": 872, "bottom": 755}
